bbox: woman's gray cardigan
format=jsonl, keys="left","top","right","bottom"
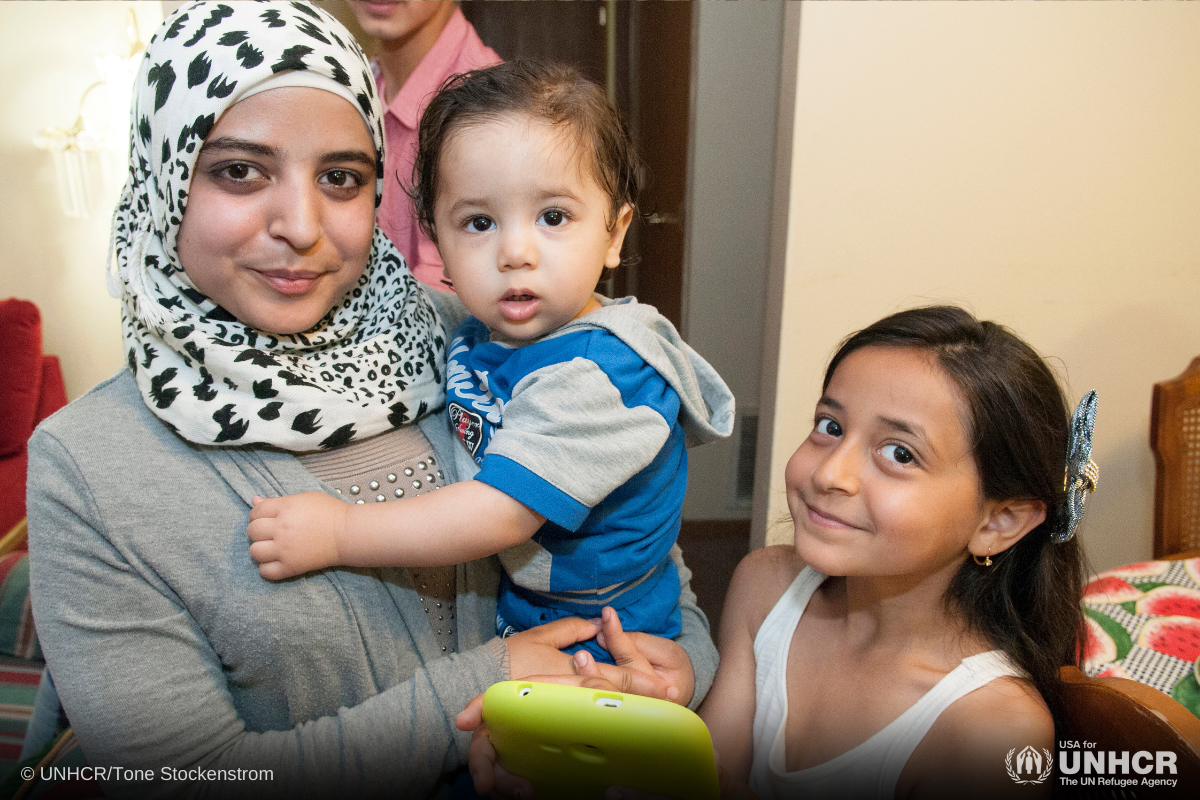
{"left": 25, "top": 307, "right": 717, "bottom": 799}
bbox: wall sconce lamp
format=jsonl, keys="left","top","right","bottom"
{"left": 33, "top": 10, "right": 145, "bottom": 219}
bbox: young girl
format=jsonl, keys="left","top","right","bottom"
{"left": 247, "top": 61, "right": 734, "bottom": 668}
{"left": 700, "top": 306, "right": 1091, "bottom": 798}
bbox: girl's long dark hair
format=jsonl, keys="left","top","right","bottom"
{"left": 825, "top": 306, "right": 1086, "bottom": 722}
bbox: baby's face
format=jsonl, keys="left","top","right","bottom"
{"left": 431, "top": 114, "right": 633, "bottom": 340}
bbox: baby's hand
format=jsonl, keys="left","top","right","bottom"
{"left": 246, "top": 492, "right": 348, "bottom": 580}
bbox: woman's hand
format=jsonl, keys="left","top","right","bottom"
{"left": 456, "top": 648, "right": 622, "bottom": 800}
{"left": 455, "top": 616, "right": 609, "bottom": 742}
{"left": 507, "top": 608, "right": 693, "bottom": 705}
{"left": 457, "top": 647, "right": 751, "bottom": 800}
{"left": 504, "top": 615, "right": 603, "bottom": 679}
{"left": 456, "top": 608, "right": 698, "bottom": 798}
{"left": 590, "top": 606, "right": 693, "bottom": 705}
{"left": 246, "top": 492, "right": 349, "bottom": 580}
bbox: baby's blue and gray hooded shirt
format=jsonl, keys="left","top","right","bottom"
{"left": 444, "top": 295, "right": 735, "bottom": 659}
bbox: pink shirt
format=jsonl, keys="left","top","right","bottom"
{"left": 374, "top": 9, "right": 501, "bottom": 292}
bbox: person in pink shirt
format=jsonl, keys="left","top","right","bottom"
{"left": 348, "top": 1, "right": 501, "bottom": 291}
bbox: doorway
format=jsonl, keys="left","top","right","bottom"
{"left": 461, "top": 0, "right": 689, "bottom": 330}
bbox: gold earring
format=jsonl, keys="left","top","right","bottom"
{"left": 973, "top": 553, "right": 992, "bottom": 567}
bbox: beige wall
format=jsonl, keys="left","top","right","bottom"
{"left": 0, "top": 2, "right": 163, "bottom": 401}
{"left": 763, "top": 2, "right": 1200, "bottom": 573}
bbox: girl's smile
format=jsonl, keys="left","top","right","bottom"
{"left": 803, "top": 502, "right": 859, "bottom": 531}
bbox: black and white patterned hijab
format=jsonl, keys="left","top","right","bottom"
{"left": 108, "top": 1, "right": 446, "bottom": 451}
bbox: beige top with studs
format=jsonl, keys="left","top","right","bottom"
{"left": 297, "top": 425, "right": 458, "bottom": 654}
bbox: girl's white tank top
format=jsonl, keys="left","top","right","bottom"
{"left": 749, "top": 567, "right": 1024, "bottom": 799}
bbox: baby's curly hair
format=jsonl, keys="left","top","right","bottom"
{"left": 411, "top": 60, "right": 642, "bottom": 242}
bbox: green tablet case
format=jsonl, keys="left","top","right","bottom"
{"left": 482, "top": 680, "right": 720, "bottom": 800}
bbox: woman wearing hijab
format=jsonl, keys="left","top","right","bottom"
{"left": 25, "top": 4, "right": 715, "bottom": 796}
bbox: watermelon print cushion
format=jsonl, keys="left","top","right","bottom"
{"left": 1080, "top": 557, "right": 1200, "bottom": 719}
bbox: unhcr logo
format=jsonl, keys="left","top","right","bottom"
{"left": 1059, "top": 749, "right": 1179, "bottom": 788}
{"left": 1006, "top": 746, "right": 1053, "bottom": 784}
{"left": 1055, "top": 741, "right": 1180, "bottom": 789}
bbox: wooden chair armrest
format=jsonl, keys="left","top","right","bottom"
{"left": 1060, "top": 665, "right": 1200, "bottom": 752}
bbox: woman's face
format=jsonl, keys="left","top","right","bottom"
{"left": 785, "top": 346, "right": 990, "bottom": 580}
{"left": 177, "top": 87, "right": 377, "bottom": 335}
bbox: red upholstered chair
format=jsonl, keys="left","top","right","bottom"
{"left": 0, "top": 299, "right": 68, "bottom": 553}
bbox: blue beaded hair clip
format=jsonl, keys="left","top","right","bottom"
{"left": 1052, "top": 390, "right": 1099, "bottom": 543}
